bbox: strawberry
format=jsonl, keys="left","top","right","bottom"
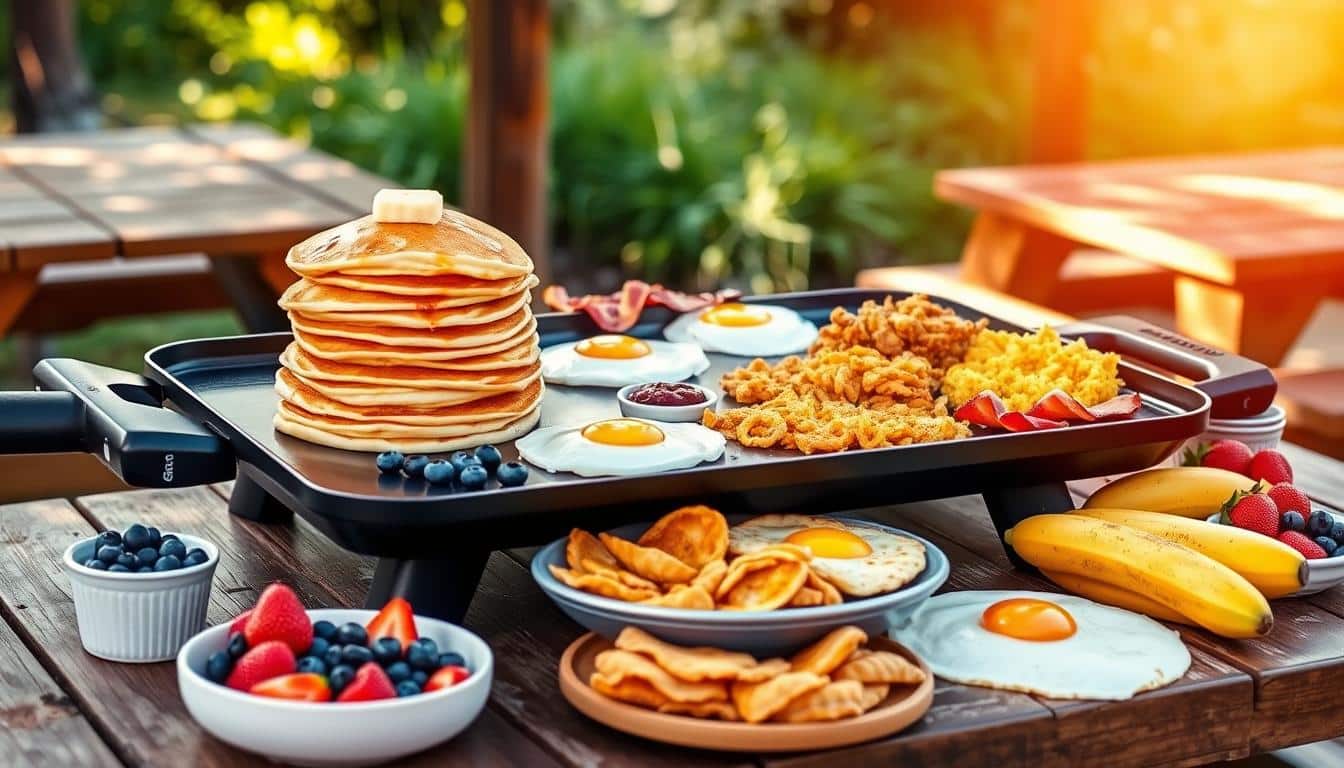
{"left": 1220, "top": 491, "right": 1279, "bottom": 538}
{"left": 424, "top": 665, "right": 471, "bottom": 692}
{"left": 335, "top": 663, "right": 396, "bottom": 703}
{"left": 225, "top": 640, "right": 296, "bottom": 691}
{"left": 228, "top": 609, "right": 253, "bottom": 636}
{"left": 1267, "top": 483, "right": 1311, "bottom": 517}
{"left": 1277, "top": 530, "right": 1328, "bottom": 560}
{"left": 1248, "top": 449, "right": 1293, "bottom": 485}
{"left": 244, "top": 584, "right": 313, "bottom": 655}
{"left": 1186, "top": 440, "right": 1254, "bottom": 475}
{"left": 365, "top": 597, "right": 418, "bottom": 649}
{"left": 250, "top": 673, "right": 331, "bottom": 702}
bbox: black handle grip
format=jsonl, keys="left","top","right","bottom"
{"left": 1054, "top": 316, "right": 1277, "bottom": 419}
{"left": 0, "top": 391, "right": 86, "bottom": 453}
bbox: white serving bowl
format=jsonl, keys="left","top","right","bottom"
{"left": 63, "top": 533, "right": 219, "bottom": 662}
{"left": 617, "top": 381, "right": 718, "bottom": 423}
{"left": 1165, "top": 404, "right": 1286, "bottom": 467}
{"left": 178, "top": 608, "right": 492, "bottom": 767}
{"left": 1206, "top": 508, "right": 1344, "bottom": 596}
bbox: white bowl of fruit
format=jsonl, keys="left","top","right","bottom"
{"left": 177, "top": 585, "right": 492, "bottom": 767}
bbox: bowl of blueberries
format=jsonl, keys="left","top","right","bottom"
{"left": 375, "top": 442, "right": 530, "bottom": 491}
{"left": 63, "top": 522, "right": 218, "bottom": 662}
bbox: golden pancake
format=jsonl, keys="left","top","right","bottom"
{"left": 279, "top": 364, "right": 541, "bottom": 408}
{"left": 287, "top": 210, "right": 533, "bottom": 280}
{"left": 290, "top": 308, "right": 533, "bottom": 349}
{"left": 292, "top": 289, "right": 532, "bottom": 330}
{"left": 276, "top": 371, "right": 542, "bottom": 426}
{"left": 275, "top": 398, "right": 535, "bottom": 438}
{"left": 307, "top": 271, "right": 529, "bottom": 298}
{"left": 281, "top": 274, "right": 539, "bottom": 312}
{"left": 293, "top": 320, "right": 539, "bottom": 367}
{"left": 273, "top": 403, "right": 540, "bottom": 453}
{"left": 279, "top": 343, "right": 540, "bottom": 390}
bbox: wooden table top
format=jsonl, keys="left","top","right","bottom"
{"left": 0, "top": 124, "right": 388, "bottom": 270}
{"left": 937, "top": 148, "right": 1344, "bottom": 285}
{"left": 1, "top": 441, "right": 1342, "bottom": 767}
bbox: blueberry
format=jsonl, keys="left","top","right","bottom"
{"left": 438, "top": 652, "right": 466, "bottom": 669}
{"left": 474, "top": 444, "right": 502, "bottom": 474}
{"left": 341, "top": 644, "right": 374, "bottom": 666}
{"left": 205, "top": 651, "right": 233, "bottom": 683}
{"left": 395, "top": 680, "right": 421, "bottom": 697}
{"left": 97, "top": 545, "right": 122, "bottom": 565}
{"left": 135, "top": 547, "right": 159, "bottom": 567}
{"left": 1281, "top": 511, "right": 1306, "bottom": 533}
{"left": 94, "top": 530, "right": 122, "bottom": 551}
{"left": 159, "top": 538, "right": 187, "bottom": 560}
{"left": 496, "top": 461, "right": 528, "bottom": 487}
{"left": 183, "top": 551, "right": 208, "bottom": 568}
{"left": 412, "top": 637, "right": 439, "bottom": 657}
{"left": 108, "top": 564, "right": 131, "bottom": 573}
{"left": 402, "top": 454, "right": 431, "bottom": 478}
{"left": 1332, "top": 520, "right": 1344, "bottom": 545}
{"left": 308, "top": 637, "right": 330, "bottom": 658}
{"left": 323, "top": 644, "right": 344, "bottom": 668}
{"left": 227, "top": 632, "right": 248, "bottom": 658}
{"left": 411, "top": 670, "right": 428, "bottom": 686}
{"left": 161, "top": 533, "right": 179, "bottom": 543}
{"left": 423, "top": 459, "right": 455, "bottom": 486}
{"left": 136, "top": 566, "right": 153, "bottom": 573}
{"left": 328, "top": 665, "right": 355, "bottom": 694}
{"left": 83, "top": 559, "right": 107, "bottom": 570}
{"left": 297, "top": 656, "right": 327, "bottom": 675}
{"left": 376, "top": 450, "right": 406, "bottom": 474}
{"left": 1315, "top": 536, "right": 1338, "bottom": 556}
{"left": 407, "top": 644, "right": 438, "bottom": 671}
{"left": 123, "top": 524, "right": 151, "bottom": 551}
{"left": 458, "top": 464, "right": 488, "bottom": 491}
{"left": 146, "top": 527, "right": 162, "bottom": 549}
{"left": 372, "top": 637, "right": 403, "bottom": 664}
{"left": 385, "top": 661, "right": 412, "bottom": 683}
{"left": 335, "top": 622, "right": 367, "bottom": 646}
{"left": 153, "top": 555, "right": 182, "bottom": 572}
{"left": 116, "top": 552, "right": 137, "bottom": 569}
{"left": 449, "top": 451, "right": 479, "bottom": 475}
{"left": 313, "top": 620, "right": 338, "bottom": 640}
{"left": 1308, "top": 510, "right": 1334, "bottom": 537}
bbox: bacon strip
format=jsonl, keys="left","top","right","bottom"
{"left": 542, "top": 280, "right": 740, "bottom": 332}
{"left": 955, "top": 389, "right": 1140, "bottom": 432}
{"left": 1027, "top": 389, "right": 1143, "bottom": 422}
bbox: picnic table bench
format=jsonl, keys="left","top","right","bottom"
{"left": 2, "top": 436, "right": 1343, "bottom": 766}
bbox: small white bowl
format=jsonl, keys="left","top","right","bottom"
{"left": 1206, "top": 508, "right": 1344, "bottom": 596}
{"left": 63, "top": 533, "right": 219, "bottom": 662}
{"left": 617, "top": 382, "right": 719, "bottom": 423}
{"left": 1166, "top": 404, "right": 1286, "bottom": 467}
{"left": 178, "top": 608, "right": 492, "bottom": 767}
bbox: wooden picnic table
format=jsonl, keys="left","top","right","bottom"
{"left": 2, "top": 438, "right": 1343, "bottom": 766}
{"left": 0, "top": 123, "right": 390, "bottom": 334}
{"left": 937, "top": 149, "right": 1344, "bottom": 366}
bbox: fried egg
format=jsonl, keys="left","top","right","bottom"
{"left": 663, "top": 303, "right": 818, "bottom": 357}
{"left": 516, "top": 418, "right": 725, "bottom": 477}
{"left": 891, "top": 591, "right": 1190, "bottom": 700}
{"left": 541, "top": 335, "right": 710, "bottom": 387}
{"left": 728, "top": 515, "right": 926, "bottom": 597}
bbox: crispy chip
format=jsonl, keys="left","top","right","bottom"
{"left": 599, "top": 532, "right": 697, "bottom": 585}
{"left": 791, "top": 626, "right": 868, "bottom": 675}
{"left": 730, "top": 672, "right": 828, "bottom": 724}
{"left": 716, "top": 556, "right": 782, "bottom": 598}
{"left": 805, "top": 568, "right": 844, "bottom": 605}
{"left": 637, "top": 505, "right": 729, "bottom": 569}
{"left": 590, "top": 672, "right": 671, "bottom": 709}
{"left": 615, "top": 627, "right": 760, "bottom": 682}
{"left": 771, "top": 680, "right": 866, "bottom": 723}
{"left": 692, "top": 559, "right": 728, "bottom": 595}
{"left": 717, "top": 560, "right": 808, "bottom": 612}
{"left": 787, "top": 586, "right": 825, "bottom": 607}
{"left": 640, "top": 585, "right": 715, "bottom": 610}
{"left": 734, "top": 657, "right": 791, "bottom": 684}
{"left": 548, "top": 564, "right": 659, "bottom": 602}
{"left": 860, "top": 684, "right": 890, "bottom": 712}
{"left": 832, "top": 650, "right": 926, "bottom": 685}
{"left": 566, "top": 529, "right": 659, "bottom": 591}
{"left": 594, "top": 649, "right": 728, "bottom": 703}
{"left": 657, "top": 700, "right": 740, "bottom": 721}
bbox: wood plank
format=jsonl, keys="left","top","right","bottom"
{"left": 0, "top": 271, "right": 39, "bottom": 335}
{"left": 1278, "top": 443, "right": 1344, "bottom": 510}
{"left": 1174, "top": 275, "right": 1323, "bottom": 366}
{"left": 5, "top": 219, "right": 117, "bottom": 270}
{"left": 956, "top": 212, "right": 1076, "bottom": 305}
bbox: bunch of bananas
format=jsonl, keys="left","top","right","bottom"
{"left": 1006, "top": 466, "right": 1305, "bottom": 638}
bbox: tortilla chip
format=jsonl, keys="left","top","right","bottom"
{"left": 791, "top": 626, "right": 867, "bottom": 675}
{"left": 692, "top": 559, "right": 728, "bottom": 595}
{"left": 640, "top": 585, "right": 715, "bottom": 610}
{"left": 735, "top": 657, "right": 791, "bottom": 684}
{"left": 599, "top": 532, "right": 697, "bottom": 585}
{"left": 637, "top": 505, "right": 729, "bottom": 569}
{"left": 548, "top": 564, "right": 659, "bottom": 602}
{"left": 772, "top": 679, "right": 866, "bottom": 723}
{"left": 805, "top": 568, "right": 844, "bottom": 605}
{"left": 730, "top": 672, "right": 828, "bottom": 724}
{"left": 717, "top": 560, "right": 808, "bottom": 612}
{"left": 594, "top": 650, "right": 728, "bottom": 703}
{"left": 657, "top": 700, "right": 740, "bottom": 721}
{"left": 567, "top": 529, "right": 659, "bottom": 591}
{"left": 787, "top": 586, "right": 825, "bottom": 608}
{"left": 590, "top": 672, "right": 670, "bottom": 709}
{"left": 860, "top": 684, "right": 890, "bottom": 712}
{"left": 833, "top": 650, "right": 926, "bottom": 685}
{"left": 615, "top": 627, "right": 759, "bottom": 682}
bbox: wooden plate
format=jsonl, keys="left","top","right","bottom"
{"left": 558, "top": 632, "right": 933, "bottom": 753}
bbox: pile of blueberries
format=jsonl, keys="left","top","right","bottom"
{"left": 82, "top": 523, "right": 208, "bottom": 573}
{"left": 376, "top": 443, "right": 528, "bottom": 491}
{"left": 1284, "top": 509, "right": 1344, "bottom": 557}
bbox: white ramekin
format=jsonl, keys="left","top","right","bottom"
{"left": 617, "top": 382, "right": 719, "bottom": 423}
{"left": 1166, "top": 404, "right": 1286, "bottom": 466}
{"left": 63, "top": 533, "right": 219, "bottom": 663}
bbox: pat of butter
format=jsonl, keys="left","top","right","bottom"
{"left": 372, "top": 189, "right": 443, "bottom": 224}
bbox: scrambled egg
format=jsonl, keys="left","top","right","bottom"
{"left": 942, "top": 326, "right": 1122, "bottom": 411}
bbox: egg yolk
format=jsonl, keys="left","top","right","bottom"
{"left": 980, "top": 598, "right": 1077, "bottom": 642}
{"left": 581, "top": 419, "right": 665, "bottom": 447}
{"left": 699, "top": 303, "right": 771, "bottom": 327}
{"left": 575, "top": 335, "right": 652, "bottom": 359}
{"left": 784, "top": 527, "right": 873, "bottom": 558}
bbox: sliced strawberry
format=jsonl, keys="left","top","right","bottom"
{"left": 335, "top": 663, "right": 396, "bottom": 703}
{"left": 365, "top": 597, "right": 418, "bottom": 648}
{"left": 424, "top": 665, "right": 471, "bottom": 692}
{"left": 1277, "top": 530, "right": 1328, "bottom": 560}
{"left": 225, "top": 640, "right": 296, "bottom": 691}
{"left": 244, "top": 583, "right": 313, "bottom": 655}
{"left": 1249, "top": 449, "right": 1293, "bottom": 485}
{"left": 228, "top": 609, "right": 254, "bottom": 637}
{"left": 250, "top": 673, "right": 331, "bottom": 702}
{"left": 1267, "top": 483, "right": 1312, "bottom": 517}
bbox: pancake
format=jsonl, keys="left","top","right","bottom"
{"left": 281, "top": 274, "right": 539, "bottom": 312}
{"left": 287, "top": 210, "right": 532, "bottom": 280}
{"left": 294, "top": 326, "right": 540, "bottom": 368}
{"left": 275, "top": 371, "right": 544, "bottom": 426}
{"left": 307, "top": 271, "right": 532, "bottom": 298}
{"left": 290, "top": 307, "right": 533, "bottom": 349}
{"left": 280, "top": 343, "right": 540, "bottom": 390}
{"left": 277, "top": 367, "right": 537, "bottom": 408}
{"left": 274, "top": 401, "right": 541, "bottom": 453}
{"left": 291, "top": 289, "right": 533, "bottom": 330}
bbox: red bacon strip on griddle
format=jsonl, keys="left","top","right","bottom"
{"left": 954, "top": 392, "right": 1067, "bottom": 432}
{"left": 1027, "top": 389, "right": 1143, "bottom": 422}
{"left": 955, "top": 389, "right": 1139, "bottom": 432}
{"left": 542, "top": 280, "right": 739, "bottom": 332}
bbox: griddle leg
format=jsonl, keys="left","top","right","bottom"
{"left": 983, "top": 482, "right": 1074, "bottom": 571}
{"left": 366, "top": 551, "right": 490, "bottom": 624}
{"left": 227, "top": 473, "right": 294, "bottom": 525}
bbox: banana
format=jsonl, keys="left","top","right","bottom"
{"left": 1072, "top": 508, "right": 1306, "bottom": 599}
{"left": 1083, "top": 466, "right": 1261, "bottom": 518}
{"left": 1006, "top": 514, "right": 1272, "bottom": 638}
{"left": 1040, "top": 569, "right": 1193, "bottom": 626}
{"left": 372, "top": 188, "right": 443, "bottom": 224}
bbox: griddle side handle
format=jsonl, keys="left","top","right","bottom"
{"left": 0, "top": 391, "right": 87, "bottom": 453}
{"left": 1055, "top": 316, "right": 1277, "bottom": 420}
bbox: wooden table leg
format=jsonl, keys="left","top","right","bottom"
{"left": 208, "top": 254, "right": 289, "bottom": 332}
{"left": 957, "top": 212, "right": 1075, "bottom": 305}
{"left": 257, "top": 250, "right": 296, "bottom": 296}
{"left": 1174, "top": 275, "right": 1324, "bottom": 367}
{"left": 0, "top": 271, "right": 39, "bottom": 337}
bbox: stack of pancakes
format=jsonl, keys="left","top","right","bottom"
{"left": 272, "top": 209, "right": 543, "bottom": 452}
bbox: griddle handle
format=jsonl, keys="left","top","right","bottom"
{"left": 1054, "top": 316, "right": 1277, "bottom": 420}
{"left": 0, "top": 391, "right": 87, "bottom": 453}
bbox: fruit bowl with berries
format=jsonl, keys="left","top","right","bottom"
{"left": 177, "top": 585, "right": 492, "bottom": 767}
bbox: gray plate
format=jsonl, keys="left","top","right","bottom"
{"left": 531, "top": 517, "right": 949, "bottom": 656}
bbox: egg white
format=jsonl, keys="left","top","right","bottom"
{"left": 663, "top": 304, "right": 818, "bottom": 357}
{"left": 728, "top": 514, "right": 925, "bottom": 596}
{"left": 891, "top": 590, "right": 1190, "bottom": 700}
{"left": 515, "top": 420, "right": 725, "bottom": 477}
{"left": 540, "top": 339, "right": 710, "bottom": 387}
